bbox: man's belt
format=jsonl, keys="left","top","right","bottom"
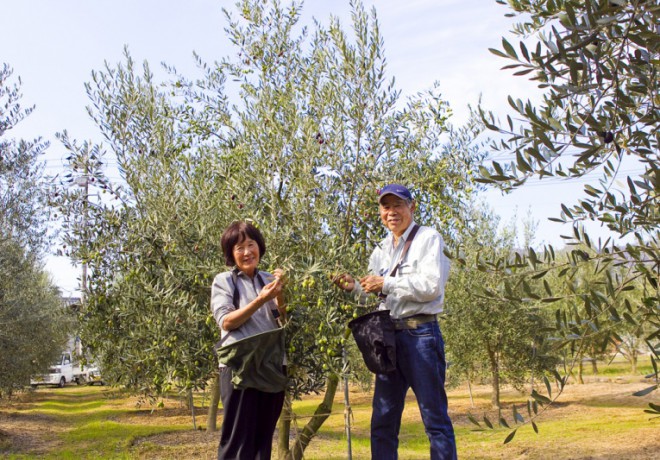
{"left": 392, "top": 314, "right": 437, "bottom": 330}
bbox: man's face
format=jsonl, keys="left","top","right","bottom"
{"left": 379, "top": 194, "right": 415, "bottom": 237}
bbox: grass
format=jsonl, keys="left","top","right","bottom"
{"left": 576, "top": 356, "right": 654, "bottom": 377}
{"left": 0, "top": 386, "right": 195, "bottom": 460}
{"left": 455, "top": 404, "right": 657, "bottom": 458}
{"left": 0, "top": 359, "right": 658, "bottom": 459}
{"left": 60, "top": 421, "right": 186, "bottom": 459}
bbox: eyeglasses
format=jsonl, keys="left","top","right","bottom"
{"left": 233, "top": 242, "right": 257, "bottom": 254}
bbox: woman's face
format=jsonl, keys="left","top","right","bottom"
{"left": 233, "top": 235, "right": 260, "bottom": 276}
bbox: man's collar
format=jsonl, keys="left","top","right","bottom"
{"left": 400, "top": 221, "right": 417, "bottom": 241}
{"left": 386, "top": 221, "right": 417, "bottom": 247}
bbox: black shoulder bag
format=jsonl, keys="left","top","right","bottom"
{"left": 347, "top": 224, "right": 419, "bottom": 374}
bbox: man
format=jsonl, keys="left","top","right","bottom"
{"left": 334, "top": 184, "right": 457, "bottom": 460}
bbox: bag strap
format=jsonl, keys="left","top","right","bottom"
{"left": 233, "top": 269, "right": 279, "bottom": 319}
{"left": 378, "top": 224, "right": 419, "bottom": 301}
{"left": 216, "top": 269, "right": 274, "bottom": 352}
{"left": 256, "top": 272, "right": 281, "bottom": 319}
{"left": 389, "top": 224, "right": 420, "bottom": 277}
{"left": 231, "top": 270, "right": 240, "bottom": 309}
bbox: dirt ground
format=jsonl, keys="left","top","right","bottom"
{"left": 1, "top": 376, "right": 658, "bottom": 459}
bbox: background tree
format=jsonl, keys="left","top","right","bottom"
{"left": 53, "top": 0, "right": 481, "bottom": 457}
{"left": 0, "top": 64, "right": 73, "bottom": 397}
{"left": 540, "top": 244, "right": 652, "bottom": 382}
{"left": 54, "top": 63, "right": 227, "bottom": 402}
{"left": 0, "top": 239, "right": 73, "bottom": 397}
{"left": 445, "top": 203, "right": 557, "bottom": 410}
{"left": 474, "top": 0, "right": 660, "bottom": 435}
{"left": 542, "top": 245, "right": 614, "bottom": 383}
{"left": 0, "top": 64, "right": 50, "bottom": 253}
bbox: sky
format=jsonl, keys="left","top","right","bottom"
{"left": 1, "top": 0, "right": 625, "bottom": 295}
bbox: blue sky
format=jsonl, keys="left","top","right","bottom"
{"left": 2, "top": 0, "right": 620, "bottom": 294}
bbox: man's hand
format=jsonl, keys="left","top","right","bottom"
{"left": 359, "top": 275, "right": 384, "bottom": 294}
{"left": 332, "top": 273, "right": 355, "bottom": 292}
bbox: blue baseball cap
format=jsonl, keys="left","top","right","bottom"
{"left": 378, "top": 184, "right": 413, "bottom": 203}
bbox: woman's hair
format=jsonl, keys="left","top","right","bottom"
{"left": 220, "top": 221, "right": 267, "bottom": 267}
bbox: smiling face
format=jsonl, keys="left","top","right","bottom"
{"left": 232, "top": 236, "right": 261, "bottom": 277}
{"left": 379, "top": 194, "right": 415, "bottom": 238}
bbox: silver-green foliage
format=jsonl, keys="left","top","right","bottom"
{"left": 52, "top": 0, "right": 482, "bottom": 455}
{"left": 444, "top": 204, "right": 558, "bottom": 409}
{"left": 0, "top": 239, "right": 73, "bottom": 396}
{"left": 0, "top": 64, "right": 73, "bottom": 396}
{"left": 474, "top": 0, "right": 659, "bottom": 437}
{"left": 0, "top": 64, "right": 50, "bottom": 253}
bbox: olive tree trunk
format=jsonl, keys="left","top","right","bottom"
{"left": 282, "top": 374, "right": 340, "bottom": 460}
{"left": 487, "top": 347, "right": 501, "bottom": 409}
{"left": 206, "top": 371, "right": 221, "bottom": 432}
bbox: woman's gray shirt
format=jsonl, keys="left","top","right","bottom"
{"left": 210, "top": 269, "right": 280, "bottom": 347}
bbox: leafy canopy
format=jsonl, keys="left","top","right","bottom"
{"left": 475, "top": 0, "right": 660, "bottom": 434}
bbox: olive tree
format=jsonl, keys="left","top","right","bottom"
{"left": 54, "top": 63, "right": 229, "bottom": 399}
{"left": 0, "top": 239, "right": 73, "bottom": 397}
{"left": 473, "top": 0, "right": 660, "bottom": 438}
{"left": 0, "top": 64, "right": 50, "bottom": 253}
{"left": 538, "top": 244, "right": 652, "bottom": 382}
{"left": 0, "top": 64, "right": 73, "bottom": 396}
{"left": 444, "top": 203, "right": 557, "bottom": 410}
{"left": 53, "top": 0, "right": 480, "bottom": 456}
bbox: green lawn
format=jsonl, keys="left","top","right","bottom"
{"left": 0, "top": 359, "right": 658, "bottom": 459}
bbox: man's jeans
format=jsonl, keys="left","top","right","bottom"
{"left": 371, "top": 320, "right": 457, "bottom": 460}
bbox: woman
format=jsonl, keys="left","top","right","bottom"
{"left": 210, "top": 221, "right": 287, "bottom": 459}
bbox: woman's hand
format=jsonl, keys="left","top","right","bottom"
{"left": 332, "top": 273, "right": 355, "bottom": 292}
{"left": 272, "top": 268, "right": 288, "bottom": 284}
{"left": 258, "top": 278, "right": 283, "bottom": 303}
{"left": 271, "top": 268, "right": 288, "bottom": 322}
{"left": 222, "top": 277, "right": 283, "bottom": 331}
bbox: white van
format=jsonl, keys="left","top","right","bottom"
{"left": 30, "top": 352, "right": 88, "bottom": 388}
